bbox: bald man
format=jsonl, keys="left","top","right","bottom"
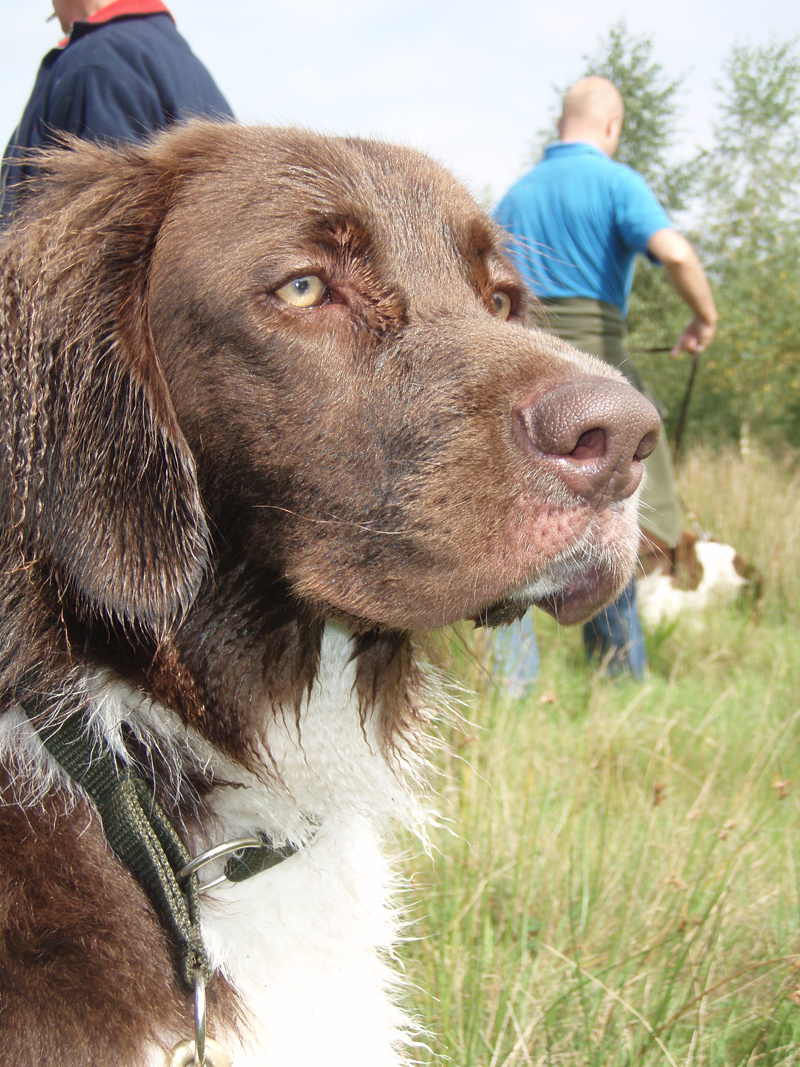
{"left": 495, "top": 76, "right": 717, "bottom": 679}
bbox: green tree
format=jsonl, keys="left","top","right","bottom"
{"left": 689, "top": 39, "right": 800, "bottom": 448}
{"left": 581, "top": 20, "right": 694, "bottom": 213}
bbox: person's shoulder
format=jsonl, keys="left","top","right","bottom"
{"left": 512, "top": 164, "right": 541, "bottom": 189}
{"left": 65, "top": 13, "right": 185, "bottom": 68}
{"left": 607, "top": 161, "right": 671, "bottom": 241}
{"left": 103, "top": 11, "right": 191, "bottom": 50}
{"left": 608, "top": 158, "right": 658, "bottom": 196}
{"left": 575, "top": 145, "right": 621, "bottom": 177}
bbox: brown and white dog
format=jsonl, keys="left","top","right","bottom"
{"left": 637, "top": 529, "right": 758, "bottom": 628}
{"left": 0, "top": 124, "right": 658, "bottom": 1067}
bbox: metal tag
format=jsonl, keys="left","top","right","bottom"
{"left": 164, "top": 1036, "right": 233, "bottom": 1067}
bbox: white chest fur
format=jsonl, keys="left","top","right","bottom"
{"left": 150, "top": 623, "right": 429, "bottom": 1067}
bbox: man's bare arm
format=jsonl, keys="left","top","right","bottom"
{"left": 646, "top": 228, "right": 718, "bottom": 358}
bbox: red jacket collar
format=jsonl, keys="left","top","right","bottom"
{"left": 60, "top": 0, "right": 174, "bottom": 46}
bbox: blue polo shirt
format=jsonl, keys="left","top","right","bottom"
{"left": 494, "top": 142, "right": 671, "bottom": 316}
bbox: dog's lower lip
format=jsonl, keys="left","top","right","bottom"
{"left": 533, "top": 564, "right": 615, "bottom": 625}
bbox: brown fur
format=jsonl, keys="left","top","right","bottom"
{"left": 0, "top": 766, "right": 238, "bottom": 1065}
{"left": 0, "top": 123, "right": 658, "bottom": 1063}
{"left": 639, "top": 530, "right": 706, "bottom": 590}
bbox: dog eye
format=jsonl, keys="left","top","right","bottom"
{"left": 490, "top": 291, "right": 512, "bottom": 320}
{"left": 275, "top": 275, "right": 327, "bottom": 308}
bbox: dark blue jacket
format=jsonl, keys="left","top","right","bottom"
{"left": 1, "top": 1, "right": 233, "bottom": 223}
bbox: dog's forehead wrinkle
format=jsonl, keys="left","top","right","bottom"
{"left": 252, "top": 132, "right": 460, "bottom": 212}
{"left": 275, "top": 139, "right": 485, "bottom": 271}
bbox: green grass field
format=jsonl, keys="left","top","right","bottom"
{"left": 401, "top": 448, "right": 800, "bottom": 1066}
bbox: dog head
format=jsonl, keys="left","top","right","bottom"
{"left": 0, "top": 124, "right": 658, "bottom": 658}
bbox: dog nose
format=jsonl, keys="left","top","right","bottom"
{"left": 517, "top": 377, "right": 660, "bottom": 502}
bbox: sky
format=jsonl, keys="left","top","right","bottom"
{"left": 1, "top": 0, "right": 799, "bottom": 207}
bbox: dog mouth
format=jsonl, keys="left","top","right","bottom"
{"left": 531, "top": 562, "right": 620, "bottom": 625}
{"left": 475, "top": 507, "right": 636, "bottom": 628}
{"left": 476, "top": 560, "right": 618, "bottom": 627}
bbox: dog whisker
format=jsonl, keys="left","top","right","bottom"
{"left": 252, "top": 503, "right": 410, "bottom": 536}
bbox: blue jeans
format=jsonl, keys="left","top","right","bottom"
{"left": 583, "top": 578, "right": 648, "bottom": 680}
{"left": 490, "top": 611, "right": 540, "bottom": 699}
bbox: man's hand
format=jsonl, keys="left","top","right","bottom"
{"left": 646, "top": 229, "right": 718, "bottom": 360}
{"left": 670, "top": 315, "right": 717, "bottom": 358}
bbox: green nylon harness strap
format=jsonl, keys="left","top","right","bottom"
{"left": 20, "top": 696, "right": 209, "bottom": 989}
{"left": 17, "top": 690, "right": 302, "bottom": 991}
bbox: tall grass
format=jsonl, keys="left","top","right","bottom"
{"left": 401, "top": 448, "right": 800, "bottom": 1066}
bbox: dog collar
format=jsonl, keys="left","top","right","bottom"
{"left": 16, "top": 689, "right": 304, "bottom": 987}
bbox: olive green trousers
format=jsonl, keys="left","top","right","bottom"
{"left": 537, "top": 297, "right": 682, "bottom": 548}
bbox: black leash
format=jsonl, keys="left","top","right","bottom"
{"left": 671, "top": 351, "right": 701, "bottom": 460}
{"left": 16, "top": 682, "right": 315, "bottom": 1065}
{"left": 627, "top": 345, "right": 703, "bottom": 459}
{"left": 20, "top": 692, "right": 209, "bottom": 987}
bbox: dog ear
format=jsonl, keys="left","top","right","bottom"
{"left": 0, "top": 137, "right": 209, "bottom": 637}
